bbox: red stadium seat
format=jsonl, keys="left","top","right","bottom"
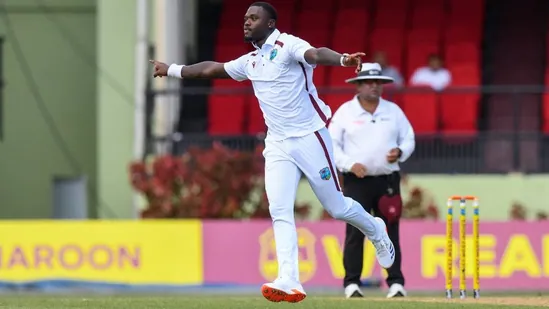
{"left": 328, "top": 67, "right": 362, "bottom": 86}
{"left": 401, "top": 90, "right": 439, "bottom": 135}
{"left": 208, "top": 95, "right": 247, "bottom": 135}
{"left": 449, "top": 0, "right": 484, "bottom": 17}
{"left": 407, "top": 29, "right": 441, "bottom": 45}
{"left": 371, "top": 45, "right": 404, "bottom": 72}
{"left": 413, "top": 0, "right": 444, "bottom": 10}
{"left": 337, "top": 0, "right": 371, "bottom": 10}
{"left": 313, "top": 66, "right": 328, "bottom": 87}
{"left": 449, "top": 13, "right": 483, "bottom": 30}
{"left": 221, "top": 3, "right": 251, "bottom": 20}
{"left": 335, "top": 9, "right": 369, "bottom": 27}
{"left": 448, "top": 0, "right": 484, "bottom": 33}
{"left": 439, "top": 93, "right": 480, "bottom": 134}
{"left": 445, "top": 26, "right": 482, "bottom": 44}
{"left": 406, "top": 43, "right": 440, "bottom": 78}
{"left": 217, "top": 27, "right": 245, "bottom": 45}
{"left": 376, "top": 0, "right": 409, "bottom": 11}
{"left": 332, "top": 25, "right": 368, "bottom": 51}
{"left": 274, "top": 8, "right": 295, "bottom": 33}
{"left": 383, "top": 90, "right": 404, "bottom": 107}
{"left": 370, "top": 29, "right": 405, "bottom": 69}
{"left": 445, "top": 42, "right": 480, "bottom": 66}
{"left": 296, "top": 11, "right": 332, "bottom": 31}
{"left": 374, "top": 9, "right": 408, "bottom": 29}
{"left": 371, "top": 28, "right": 405, "bottom": 44}
{"left": 263, "top": 0, "right": 295, "bottom": 9}
{"left": 211, "top": 44, "right": 251, "bottom": 89}
{"left": 301, "top": 0, "right": 335, "bottom": 11}
{"left": 296, "top": 30, "right": 331, "bottom": 48}
{"left": 411, "top": 8, "right": 444, "bottom": 29}
{"left": 214, "top": 44, "right": 249, "bottom": 62}
{"left": 447, "top": 64, "right": 480, "bottom": 86}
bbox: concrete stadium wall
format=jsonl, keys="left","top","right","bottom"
{"left": 0, "top": 0, "right": 97, "bottom": 218}
{"left": 0, "top": 0, "right": 145, "bottom": 219}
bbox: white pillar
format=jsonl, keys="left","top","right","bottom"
{"left": 154, "top": 0, "right": 187, "bottom": 154}
{"left": 133, "top": 0, "right": 149, "bottom": 217}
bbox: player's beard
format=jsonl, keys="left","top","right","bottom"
{"left": 244, "top": 29, "right": 269, "bottom": 43}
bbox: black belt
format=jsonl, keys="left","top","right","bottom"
{"left": 344, "top": 171, "right": 399, "bottom": 179}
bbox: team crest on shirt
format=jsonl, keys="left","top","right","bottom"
{"left": 319, "top": 167, "right": 331, "bottom": 180}
{"left": 269, "top": 48, "right": 278, "bottom": 60}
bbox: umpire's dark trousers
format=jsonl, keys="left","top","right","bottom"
{"left": 342, "top": 171, "right": 405, "bottom": 288}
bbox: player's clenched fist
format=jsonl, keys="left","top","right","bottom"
{"left": 149, "top": 59, "right": 169, "bottom": 78}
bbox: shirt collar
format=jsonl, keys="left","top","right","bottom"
{"left": 352, "top": 95, "right": 388, "bottom": 115}
{"left": 252, "top": 29, "right": 281, "bottom": 50}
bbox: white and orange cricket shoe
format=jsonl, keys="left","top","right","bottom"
{"left": 261, "top": 278, "right": 307, "bottom": 303}
{"left": 372, "top": 217, "right": 396, "bottom": 269}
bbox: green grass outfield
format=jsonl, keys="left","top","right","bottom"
{"left": 0, "top": 294, "right": 547, "bottom": 309}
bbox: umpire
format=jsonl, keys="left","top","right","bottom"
{"left": 328, "top": 63, "right": 415, "bottom": 299}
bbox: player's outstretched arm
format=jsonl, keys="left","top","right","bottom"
{"left": 149, "top": 60, "right": 231, "bottom": 79}
{"left": 303, "top": 48, "right": 364, "bottom": 73}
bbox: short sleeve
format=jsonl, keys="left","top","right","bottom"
{"left": 288, "top": 36, "right": 315, "bottom": 67}
{"left": 223, "top": 54, "right": 249, "bottom": 81}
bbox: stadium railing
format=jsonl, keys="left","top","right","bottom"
{"left": 146, "top": 85, "right": 549, "bottom": 174}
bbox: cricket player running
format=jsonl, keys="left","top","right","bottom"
{"left": 150, "top": 1, "right": 395, "bottom": 303}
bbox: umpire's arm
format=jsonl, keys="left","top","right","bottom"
{"left": 396, "top": 108, "right": 416, "bottom": 162}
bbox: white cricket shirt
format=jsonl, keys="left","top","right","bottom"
{"left": 224, "top": 29, "right": 331, "bottom": 141}
{"left": 328, "top": 96, "right": 416, "bottom": 176}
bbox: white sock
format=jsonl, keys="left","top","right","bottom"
{"left": 271, "top": 217, "right": 299, "bottom": 283}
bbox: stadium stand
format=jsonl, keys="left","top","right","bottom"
{"left": 481, "top": 0, "right": 546, "bottom": 172}
{"left": 209, "top": 0, "right": 487, "bottom": 137}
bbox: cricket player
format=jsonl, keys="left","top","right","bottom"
{"left": 149, "top": 1, "right": 395, "bottom": 303}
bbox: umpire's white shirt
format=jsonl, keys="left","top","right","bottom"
{"left": 328, "top": 96, "right": 415, "bottom": 176}
{"left": 223, "top": 29, "right": 331, "bottom": 141}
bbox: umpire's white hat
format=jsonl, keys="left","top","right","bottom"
{"left": 345, "top": 62, "right": 394, "bottom": 84}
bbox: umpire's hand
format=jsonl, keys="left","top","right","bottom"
{"left": 386, "top": 148, "right": 401, "bottom": 163}
{"left": 350, "top": 163, "right": 367, "bottom": 178}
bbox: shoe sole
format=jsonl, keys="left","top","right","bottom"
{"left": 261, "top": 284, "right": 307, "bottom": 303}
{"left": 349, "top": 291, "right": 364, "bottom": 298}
{"left": 387, "top": 292, "right": 406, "bottom": 298}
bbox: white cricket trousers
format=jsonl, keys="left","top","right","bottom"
{"left": 263, "top": 127, "right": 381, "bottom": 284}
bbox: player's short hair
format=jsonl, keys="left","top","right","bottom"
{"left": 250, "top": 2, "right": 278, "bottom": 21}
